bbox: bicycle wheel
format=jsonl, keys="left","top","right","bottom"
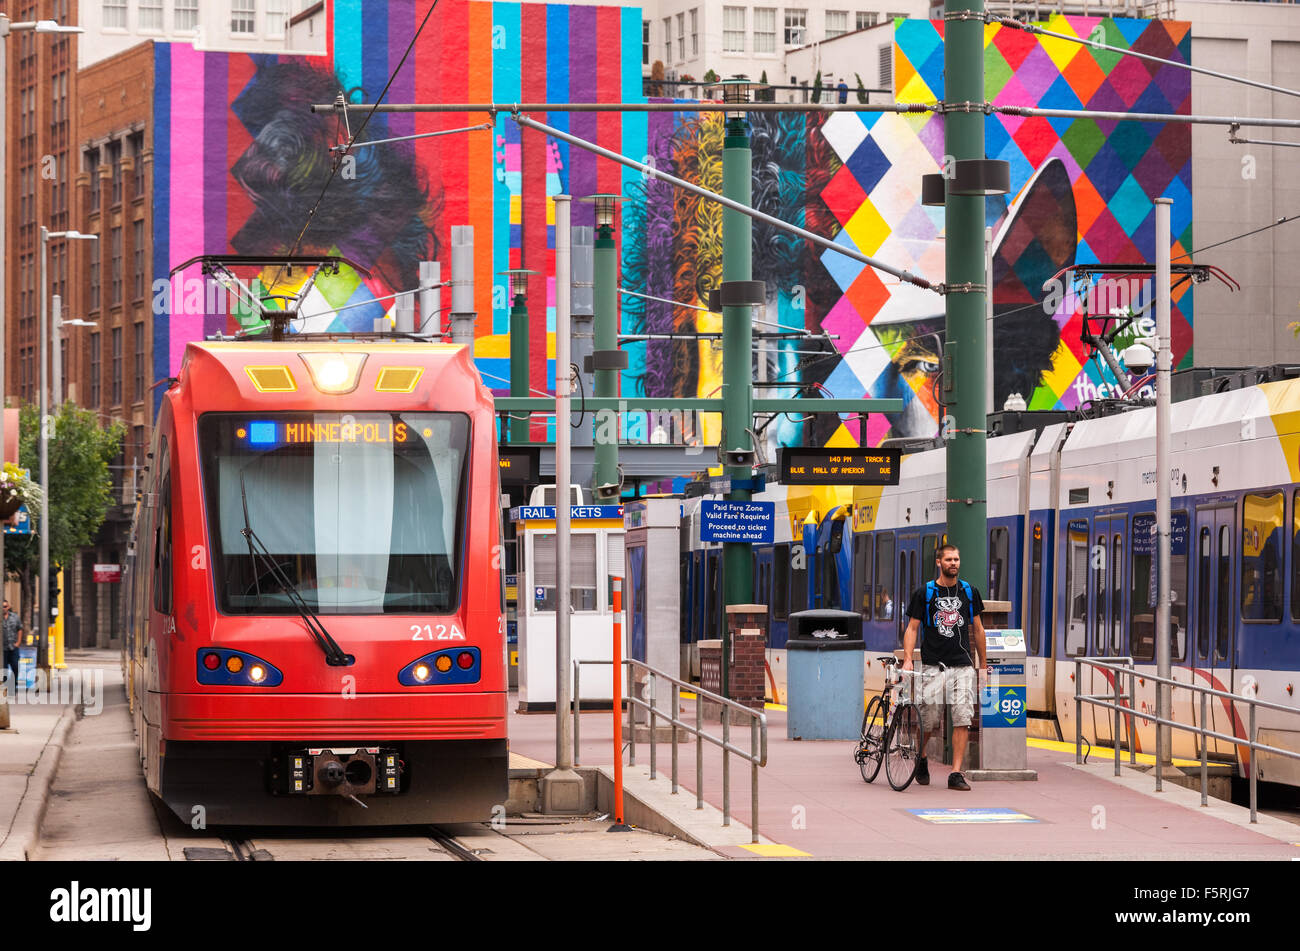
{"left": 856, "top": 695, "right": 886, "bottom": 783}
{"left": 885, "top": 702, "right": 922, "bottom": 791}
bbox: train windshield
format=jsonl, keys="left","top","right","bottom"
{"left": 199, "top": 412, "right": 470, "bottom": 615}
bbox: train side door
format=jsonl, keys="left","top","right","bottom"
{"left": 1089, "top": 515, "right": 1126, "bottom": 745}
{"left": 1191, "top": 505, "right": 1235, "bottom": 757}
{"left": 627, "top": 543, "right": 648, "bottom": 663}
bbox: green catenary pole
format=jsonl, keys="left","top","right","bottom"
{"left": 593, "top": 217, "right": 619, "bottom": 493}
{"left": 722, "top": 91, "right": 755, "bottom": 696}
{"left": 509, "top": 286, "right": 530, "bottom": 445}
{"left": 944, "top": 2, "right": 988, "bottom": 601}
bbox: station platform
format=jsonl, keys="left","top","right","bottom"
{"left": 508, "top": 694, "right": 1300, "bottom": 860}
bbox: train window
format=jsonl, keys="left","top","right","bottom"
{"left": 200, "top": 412, "right": 470, "bottom": 615}
{"left": 152, "top": 468, "right": 173, "bottom": 616}
{"left": 1111, "top": 533, "right": 1123, "bottom": 654}
{"left": 1216, "top": 524, "right": 1231, "bottom": 658}
{"left": 921, "top": 534, "right": 937, "bottom": 574}
{"left": 853, "top": 534, "right": 872, "bottom": 620}
{"left": 1172, "top": 511, "right": 1188, "bottom": 662}
{"left": 1197, "top": 527, "right": 1211, "bottom": 658}
{"left": 790, "top": 546, "right": 808, "bottom": 615}
{"left": 1065, "top": 519, "right": 1088, "bottom": 656}
{"left": 1131, "top": 514, "right": 1156, "bottom": 661}
{"left": 1029, "top": 522, "right": 1043, "bottom": 655}
{"left": 774, "top": 544, "right": 790, "bottom": 620}
{"left": 821, "top": 524, "right": 841, "bottom": 607}
{"left": 988, "top": 526, "right": 1008, "bottom": 602}
{"left": 874, "top": 532, "right": 895, "bottom": 621}
{"left": 607, "top": 533, "right": 625, "bottom": 611}
{"left": 1241, "top": 492, "right": 1283, "bottom": 622}
{"left": 680, "top": 559, "right": 689, "bottom": 641}
{"left": 573, "top": 533, "right": 598, "bottom": 612}
{"left": 1293, "top": 491, "right": 1300, "bottom": 621}
{"left": 1093, "top": 531, "right": 1106, "bottom": 654}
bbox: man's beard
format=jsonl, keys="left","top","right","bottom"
{"left": 941, "top": 566, "right": 959, "bottom": 581}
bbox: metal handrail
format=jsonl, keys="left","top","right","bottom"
{"left": 574, "top": 657, "right": 768, "bottom": 844}
{"left": 1072, "top": 656, "right": 1300, "bottom": 822}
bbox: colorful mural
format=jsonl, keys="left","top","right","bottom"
{"left": 150, "top": 4, "right": 1192, "bottom": 454}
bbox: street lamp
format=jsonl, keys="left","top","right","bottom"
{"left": 52, "top": 299, "right": 97, "bottom": 410}
{"left": 499, "top": 269, "right": 538, "bottom": 445}
{"left": 0, "top": 13, "right": 84, "bottom": 690}
{"left": 578, "top": 195, "right": 624, "bottom": 499}
{"left": 38, "top": 228, "right": 97, "bottom": 669}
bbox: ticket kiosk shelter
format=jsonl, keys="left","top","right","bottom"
{"left": 511, "top": 501, "right": 626, "bottom": 711}
{"left": 623, "top": 499, "right": 681, "bottom": 721}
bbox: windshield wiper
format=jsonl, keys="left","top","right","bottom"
{"left": 239, "top": 474, "right": 354, "bottom": 667}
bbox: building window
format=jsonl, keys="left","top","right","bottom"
{"left": 134, "top": 322, "right": 146, "bottom": 402}
{"left": 663, "top": 17, "right": 671, "bottom": 64}
{"left": 111, "top": 227, "right": 123, "bottom": 306}
{"left": 112, "top": 327, "right": 123, "bottom": 407}
{"left": 232, "top": 0, "right": 256, "bottom": 34}
{"left": 856, "top": 11, "right": 878, "bottom": 29}
{"left": 108, "top": 140, "right": 122, "bottom": 205}
{"left": 90, "top": 255, "right": 100, "bottom": 312}
{"left": 103, "top": 0, "right": 127, "bottom": 28}
{"left": 642, "top": 20, "right": 650, "bottom": 65}
{"left": 676, "top": 13, "right": 685, "bottom": 61}
{"left": 690, "top": 8, "right": 698, "bottom": 57}
{"left": 90, "top": 333, "right": 101, "bottom": 406}
{"left": 130, "top": 131, "right": 145, "bottom": 198}
{"left": 133, "top": 220, "right": 145, "bottom": 299}
{"left": 267, "top": 0, "right": 286, "bottom": 36}
{"left": 784, "top": 8, "right": 807, "bottom": 46}
{"left": 139, "top": 0, "right": 164, "bottom": 30}
{"left": 723, "top": 6, "right": 745, "bottom": 52}
{"left": 87, "top": 148, "right": 101, "bottom": 212}
{"left": 175, "top": 0, "right": 199, "bottom": 32}
{"left": 826, "top": 10, "right": 848, "bottom": 38}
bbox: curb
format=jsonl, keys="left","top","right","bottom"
{"left": 0, "top": 704, "right": 81, "bottom": 861}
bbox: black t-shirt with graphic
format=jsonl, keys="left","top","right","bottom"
{"left": 906, "top": 579, "right": 984, "bottom": 667}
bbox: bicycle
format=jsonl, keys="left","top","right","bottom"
{"left": 854, "top": 656, "right": 924, "bottom": 791}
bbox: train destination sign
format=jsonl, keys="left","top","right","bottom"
{"left": 779, "top": 447, "right": 901, "bottom": 486}
{"left": 700, "top": 500, "right": 775, "bottom": 544}
{"left": 498, "top": 446, "right": 540, "bottom": 484}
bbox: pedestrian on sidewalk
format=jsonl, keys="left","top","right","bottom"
{"left": 901, "top": 544, "right": 987, "bottom": 791}
{"left": 2, "top": 599, "right": 21, "bottom": 690}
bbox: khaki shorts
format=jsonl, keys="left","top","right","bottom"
{"left": 917, "top": 664, "right": 976, "bottom": 733}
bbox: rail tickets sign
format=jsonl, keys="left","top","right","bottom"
{"left": 779, "top": 447, "right": 901, "bottom": 486}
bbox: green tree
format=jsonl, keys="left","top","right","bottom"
{"left": 812, "top": 71, "right": 823, "bottom": 104}
{"left": 6, "top": 402, "right": 124, "bottom": 579}
{"left": 703, "top": 68, "right": 719, "bottom": 84}
{"left": 854, "top": 72, "right": 869, "bottom": 104}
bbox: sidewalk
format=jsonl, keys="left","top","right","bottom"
{"left": 509, "top": 695, "right": 1300, "bottom": 860}
{"left": 0, "top": 649, "right": 115, "bottom": 861}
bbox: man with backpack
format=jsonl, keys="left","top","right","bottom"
{"left": 902, "top": 544, "right": 988, "bottom": 790}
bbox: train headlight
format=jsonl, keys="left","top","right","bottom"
{"left": 248, "top": 664, "right": 267, "bottom": 683}
{"left": 299, "top": 351, "right": 367, "bottom": 395}
{"left": 413, "top": 663, "right": 431, "bottom": 682}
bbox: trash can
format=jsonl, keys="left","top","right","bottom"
{"left": 785, "top": 609, "right": 864, "bottom": 740}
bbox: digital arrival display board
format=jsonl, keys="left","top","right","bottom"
{"left": 779, "top": 447, "right": 901, "bottom": 486}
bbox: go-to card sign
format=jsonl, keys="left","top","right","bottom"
{"left": 779, "top": 447, "right": 901, "bottom": 486}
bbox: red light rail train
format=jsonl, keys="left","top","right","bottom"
{"left": 122, "top": 339, "right": 507, "bottom": 825}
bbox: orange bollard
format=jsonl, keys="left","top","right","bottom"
{"left": 610, "top": 576, "right": 629, "bottom": 831}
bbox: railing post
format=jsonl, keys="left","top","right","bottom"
{"left": 649, "top": 670, "right": 658, "bottom": 781}
{"left": 722, "top": 712, "right": 731, "bottom": 827}
{"left": 627, "top": 661, "right": 636, "bottom": 767}
{"left": 696, "top": 691, "right": 704, "bottom": 810}
{"left": 574, "top": 661, "right": 582, "bottom": 766}
{"left": 1129, "top": 665, "right": 1137, "bottom": 766}
{"left": 1074, "top": 659, "right": 1082, "bottom": 764}
{"left": 1113, "top": 665, "right": 1122, "bottom": 777}
{"left": 1249, "top": 703, "right": 1258, "bottom": 823}
{"left": 751, "top": 716, "right": 760, "bottom": 844}
{"left": 1155, "top": 669, "right": 1163, "bottom": 792}
{"left": 1199, "top": 689, "right": 1208, "bottom": 807}
{"left": 671, "top": 683, "right": 679, "bottom": 795}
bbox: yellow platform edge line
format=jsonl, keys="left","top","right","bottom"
{"left": 739, "top": 843, "right": 812, "bottom": 857}
{"left": 1027, "top": 736, "right": 1203, "bottom": 768}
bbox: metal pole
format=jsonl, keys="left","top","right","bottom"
{"left": 671, "top": 683, "right": 680, "bottom": 794}
{"left": 593, "top": 215, "right": 619, "bottom": 495}
{"left": 721, "top": 99, "right": 755, "bottom": 695}
{"left": 696, "top": 693, "right": 704, "bottom": 810}
{"left": 612, "top": 579, "right": 625, "bottom": 825}
{"left": 38, "top": 228, "right": 49, "bottom": 669}
{"left": 649, "top": 670, "right": 657, "bottom": 780}
{"left": 1249, "top": 704, "right": 1257, "bottom": 823}
{"left": 751, "top": 717, "right": 760, "bottom": 844}
{"left": 1074, "top": 659, "right": 1082, "bottom": 764}
{"left": 509, "top": 286, "right": 529, "bottom": 444}
{"left": 554, "top": 196, "right": 573, "bottom": 771}
{"left": 944, "top": 0, "right": 988, "bottom": 604}
{"left": 1155, "top": 197, "right": 1172, "bottom": 773}
{"left": 1113, "top": 670, "right": 1121, "bottom": 776}
{"left": 1199, "top": 690, "right": 1208, "bottom": 806}
{"left": 722, "top": 712, "right": 731, "bottom": 826}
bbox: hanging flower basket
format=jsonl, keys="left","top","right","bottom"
{"left": 0, "top": 462, "right": 41, "bottom": 519}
